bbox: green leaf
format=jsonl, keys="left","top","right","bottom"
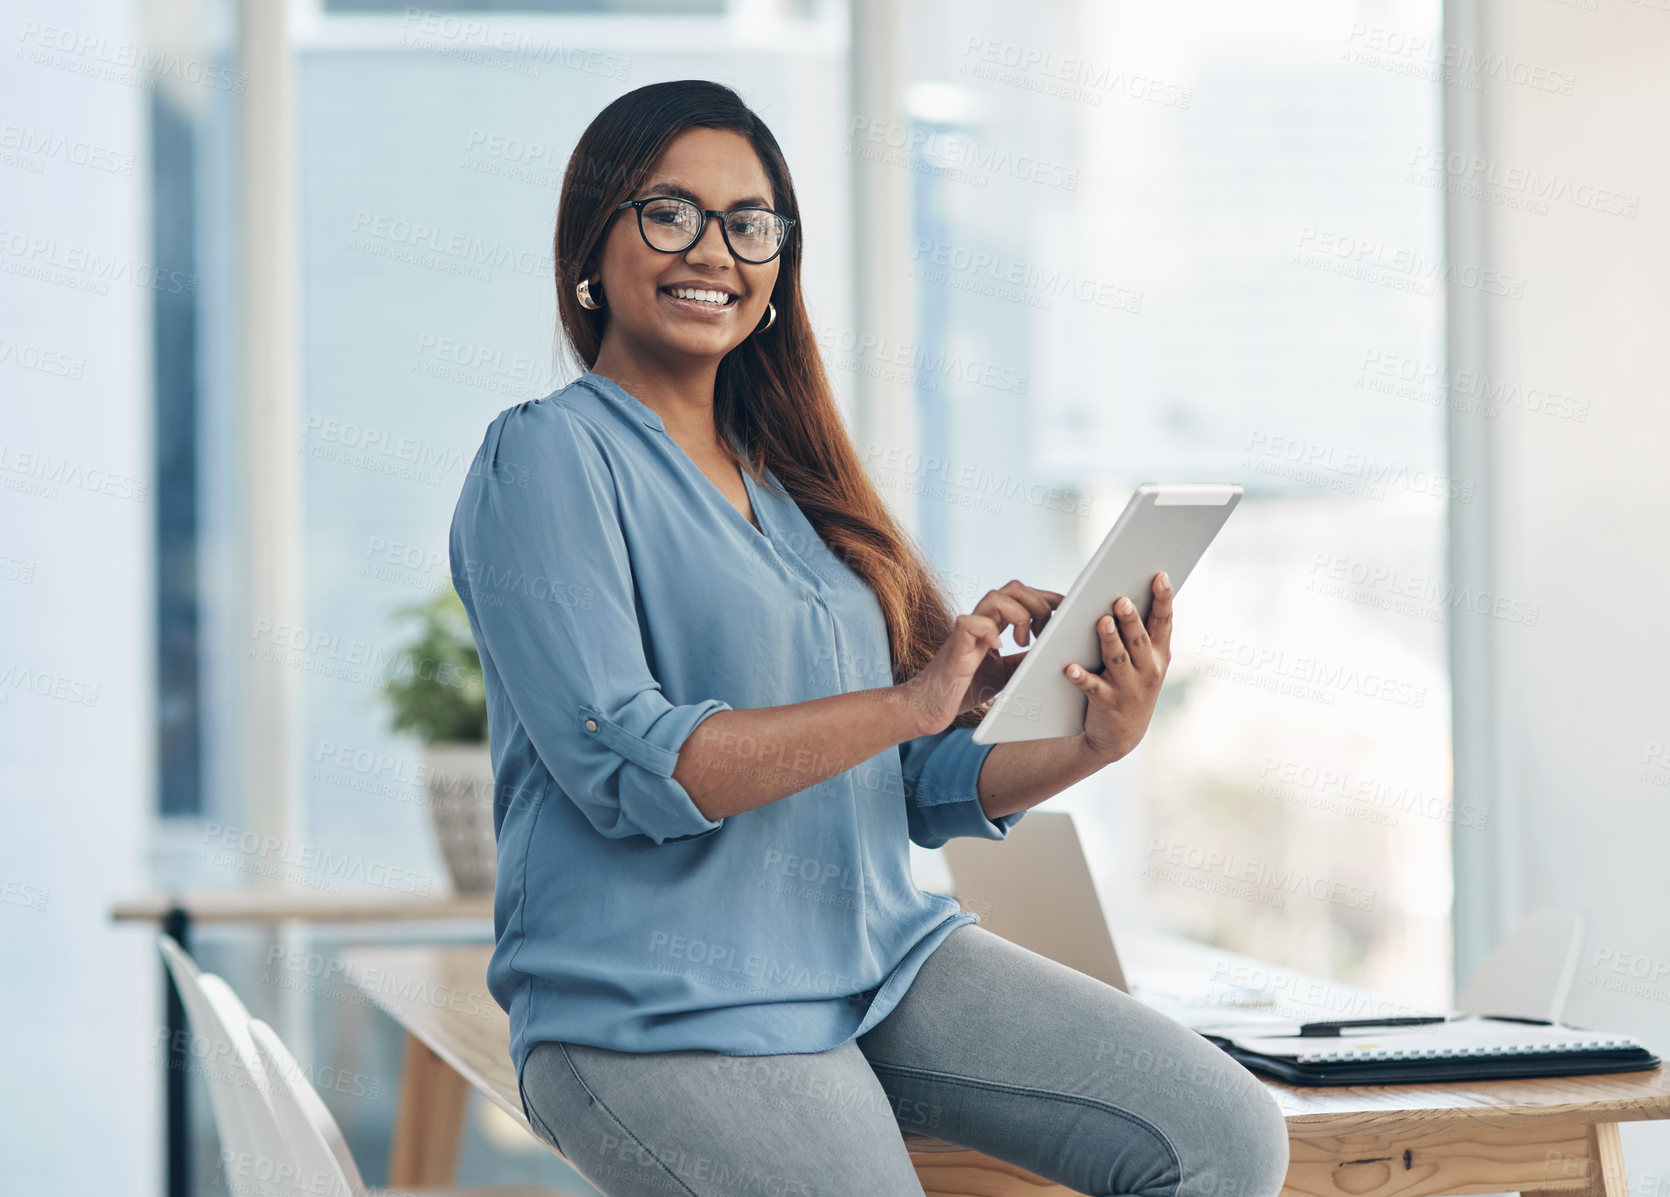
{"left": 378, "top": 585, "right": 488, "bottom": 745}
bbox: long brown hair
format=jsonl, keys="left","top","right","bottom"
{"left": 554, "top": 80, "right": 986, "bottom": 726}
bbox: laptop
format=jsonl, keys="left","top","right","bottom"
{"left": 939, "top": 811, "right": 1276, "bottom": 1019}
{"left": 939, "top": 811, "right": 1130, "bottom": 992}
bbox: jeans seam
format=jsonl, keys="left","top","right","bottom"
{"left": 865, "top": 1060, "right": 1183, "bottom": 1197}
{"left": 558, "top": 1042, "right": 700, "bottom": 1197}
{"left": 519, "top": 1055, "right": 565, "bottom": 1159}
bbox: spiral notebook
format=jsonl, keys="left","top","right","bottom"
{"left": 1196, "top": 1015, "right": 1661, "bottom": 1086}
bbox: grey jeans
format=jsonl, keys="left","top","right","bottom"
{"left": 519, "top": 923, "right": 1290, "bottom": 1197}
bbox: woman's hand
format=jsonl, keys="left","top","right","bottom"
{"left": 898, "top": 580, "right": 1064, "bottom": 737}
{"left": 1067, "top": 570, "right": 1173, "bottom": 764}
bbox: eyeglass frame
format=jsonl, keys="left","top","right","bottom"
{"left": 612, "top": 196, "right": 796, "bottom": 265}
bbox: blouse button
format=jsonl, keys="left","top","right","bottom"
{"left": 584, "top": 719, "right": 598, "bottom": 732}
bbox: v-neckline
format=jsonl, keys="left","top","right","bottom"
{"left": 583, "top": 373, "right": 772, "bottom": 543}
{"left": 678, "top": 431, "right": 772, "bottom": 544}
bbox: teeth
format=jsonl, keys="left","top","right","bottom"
{"left": 667, "top": 287, "right": 731, "bottom": 306}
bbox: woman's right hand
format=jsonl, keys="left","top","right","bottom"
{"left": 897, "top": 580, "right": 1064, "bottom": 738}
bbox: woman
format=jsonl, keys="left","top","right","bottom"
{"left": 448, "top": 79, "right": 1288, "bottom": 1197}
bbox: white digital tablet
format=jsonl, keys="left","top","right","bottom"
{"left": 971, "top": 483, "right": 1243, "bottom": 746}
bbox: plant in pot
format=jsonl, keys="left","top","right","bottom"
{"left": 379, "top": 587, "right": 497, "bottom": 895}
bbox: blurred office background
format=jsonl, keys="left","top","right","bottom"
{"left": 4, "top": 0, "right": 1668, "bottom": 1192}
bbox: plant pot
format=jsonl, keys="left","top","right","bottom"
{"left": 423, "top": 741, "right": 498, "bottom": 895}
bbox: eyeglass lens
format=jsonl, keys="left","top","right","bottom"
{"left": 639, "top": 197, "right": 786, "bottom": 262}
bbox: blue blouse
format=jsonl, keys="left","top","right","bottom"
{"left": 448, "top": 372, "right": 1022, "bottom": 1082}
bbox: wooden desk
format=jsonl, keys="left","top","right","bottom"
{"left": 111, "top": 889, "right": 494, "bottom": 1197}
{"left": 111, "top": 890, "right": 495, "bottom": 926}
{"left": 339, "top": 939, "right": 1670, "bottom": 1197}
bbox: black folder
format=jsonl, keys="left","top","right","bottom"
{"left": 1195, "top": 1014, "right": 1661, "bottom": 1086}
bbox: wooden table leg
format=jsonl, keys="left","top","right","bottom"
{"left": 388, "top": 1031, "right": 471, "bottom": 1188}
{"left": 1522, "top": 1122, "right": 1629, "bottom": 1197}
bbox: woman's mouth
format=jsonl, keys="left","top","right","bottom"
{"left": 660, "top": 285, "right": 738, "bottom": 316}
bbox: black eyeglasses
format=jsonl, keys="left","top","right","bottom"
{"left": 613, "top": 196, "right": 795, "bottom": 265}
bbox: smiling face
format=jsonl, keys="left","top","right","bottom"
{"left": 589, "top": 126, "right": 784, "bottom": 371}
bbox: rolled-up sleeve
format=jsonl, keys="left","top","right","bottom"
{"left": 450, "top": 400, "right": 731, "bottom": 844}
{"left": 898, "top": 724, "right": 1024, "bottom": 849}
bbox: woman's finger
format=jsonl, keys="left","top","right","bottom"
{"left": 954, "top": 612, "right": 1005, "bottom": 659}
{"left": 997, "top": 581, "right": 1066, "bottom": 639}
{"left": 1147, "top": 571, "right": 1174, "bottom": 664}
{"left": 974, "top": 589, "right": 1045, "bottom": 646}
{"left": 1063, "top": 658, "right": 1114, "bottom": 704}
{"left": 1111, "top": 594, "right": 1159, "bottom": 678}
{"left": 1095, "top": 610, "right": 1134, "bottom": 676}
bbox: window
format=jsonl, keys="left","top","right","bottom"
{"left": 892, "top": 0, "right": 1453, "bottom": 1009}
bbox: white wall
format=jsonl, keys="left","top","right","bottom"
{"left": 0, "top": 0, "right": 158, "bottom": 1192}
{"left": 1447, "top": 0, "right": 1670, "bottom": 1179}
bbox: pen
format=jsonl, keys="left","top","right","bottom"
{"left": 1296, "top": 1016, "right": 1450, "bottom": 1037}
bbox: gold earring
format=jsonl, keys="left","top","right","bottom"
{"left": 576, "top": 278, "right": 602, "bottom": 310}
{"left": 753, "top": 302, "right": 777, "bottom": 334}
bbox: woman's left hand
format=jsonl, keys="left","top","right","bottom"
{"left": 1066, "top": 570, "right": 1173, "bottom": 763}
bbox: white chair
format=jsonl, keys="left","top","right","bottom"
{"left": 160, "top": 936, "right": 575, "bottom": 1197}
{"left": 247, "top": 1018, "right": 572, "bottom": 1197}
{"left": 1456, "top": 909, "right": 1587, "bottom": 1023}
{"left": 160, "top": 937, "right": 295, "bottom": 1195}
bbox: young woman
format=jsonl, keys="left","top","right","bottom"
{"left": 449, "top": 79, "right": 1288, "bottom": 1197}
